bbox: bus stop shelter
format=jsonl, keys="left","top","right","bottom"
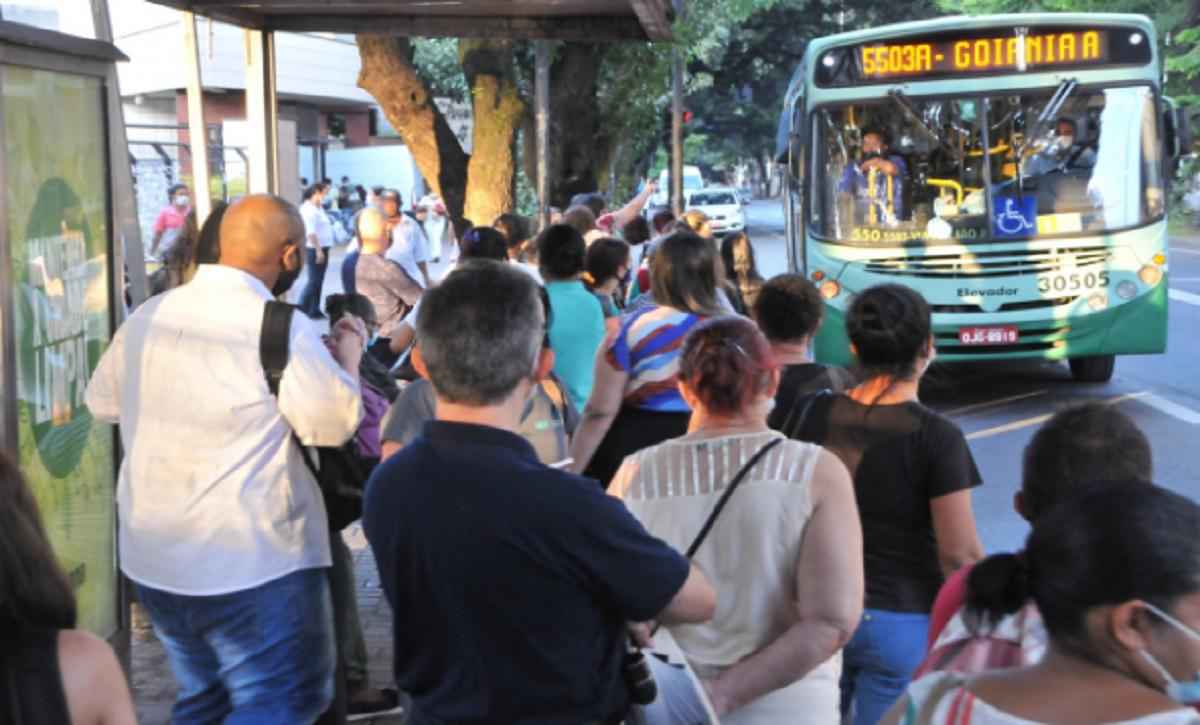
{"left": 136, "top": 0, "right": 681, "bottom": 229}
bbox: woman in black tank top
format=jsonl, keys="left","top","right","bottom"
{"left": 0, "top": 453, "right": 136, "bottom": 724}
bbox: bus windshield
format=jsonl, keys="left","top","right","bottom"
{"left": 811, "top": 85, "right": 1163, "bottom": 245}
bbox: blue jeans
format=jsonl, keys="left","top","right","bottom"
{"left": 299, "top": 247, "right": 329, "bottom": 317}
{"left": 840, "top": 609, "right": 930, "bottom": 725}
{"left": 136, "top": 568, "right": 336, "bottom": 725}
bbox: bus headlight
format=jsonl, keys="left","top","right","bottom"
{"left": 1139, "top": 265, "right": 1163, "bottom": 287}
{"left": 1117, "top": 281, "right": 1138, "bottom": 300}
{"left": 1088, "top": 292, "right": 1108, "bottom": 311}
{"left": 819, "top": 280, "right": 841, "bottom": 299}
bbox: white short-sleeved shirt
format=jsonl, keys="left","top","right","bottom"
{"left": 300, "top": 199, "right": 334, "bottom": 249}
{"left": 386, "top": 215, "right": 431, "bottom": 288}
{"left": 85, "top": 265, "right": 363, "bottom": 595}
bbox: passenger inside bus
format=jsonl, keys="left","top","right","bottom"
{"left": 836, "top": 127, "right": 909, "bottom": 225}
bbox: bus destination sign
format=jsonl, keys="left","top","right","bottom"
{"left": 862, "top": 30, "right": 1106, "bottom": 78}
{"left": 817, "top": 27, "right": 1153, "bottom": 85}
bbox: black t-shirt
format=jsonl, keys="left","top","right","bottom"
{"left": 768, "top": 363, "right": 850, "bottom": 433}
{"left": 362, "top": 420, "right": 690, "bottom": 725}
{"left": 790, "top": 395, "right": 982, "bottom": 613}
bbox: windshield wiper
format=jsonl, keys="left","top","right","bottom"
{"left": 888, "top": 89, "right": 963, "bottom": 164}
{"left": 1016, "top": 78, "right": 1078, "bottom": 161}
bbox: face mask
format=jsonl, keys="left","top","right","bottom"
{"left": 1139, "top": 602, "right": 1200, "bottom": 704}
{"left": 1057, "top": 135, "right": 1074, "bottom": 150}
{"left": 175, "top": 195, "right": 190, "bottom": 208}
{"left": 272, "top": 251, "right": 302, "bottom": 297}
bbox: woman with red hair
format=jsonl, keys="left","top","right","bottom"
{"left": 610, "top": 316, "right": 864, "bottom": 724}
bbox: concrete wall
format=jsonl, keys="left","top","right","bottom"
{"left": 324, "top": 146, "right": 423, "bottom": 206}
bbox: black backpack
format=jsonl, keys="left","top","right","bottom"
{"left": 259, "top": 301, "right": 377, "bottom": 531}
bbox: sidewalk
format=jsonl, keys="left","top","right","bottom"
{"left": 131, "top": 524, "right": 404, "bottom": 725}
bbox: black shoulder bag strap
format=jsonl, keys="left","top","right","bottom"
{"left": 684, "top": 437, "right": 785, "bottom": 558}
{"left": 259, "top": 301, "right": 321, "bottom": 481}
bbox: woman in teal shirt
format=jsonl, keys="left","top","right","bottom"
{"left": 538, "top": 224, "right": 607, "bottom": 411}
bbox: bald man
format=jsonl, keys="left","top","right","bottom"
{"left": 354, "top": 206, "right": 423, "bottom": 366}
{"left": 86, "top": 194, "right": 365, "bottom": 723}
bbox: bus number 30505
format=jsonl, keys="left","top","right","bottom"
{"left": 1037, "top": 271, "right": 1111, "bottom": 293}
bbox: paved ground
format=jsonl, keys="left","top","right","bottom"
{"left": 744, "top": 199, "right": 1200, "bottom": 554}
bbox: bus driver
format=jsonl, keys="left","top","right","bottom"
{"left": 838, "top": 127, "right": 909, "bottom": 226}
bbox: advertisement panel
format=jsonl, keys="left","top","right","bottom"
{"left": 3, "top": 64, "right": 118, "bottom": 638}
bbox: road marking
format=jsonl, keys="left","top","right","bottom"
{"left": 1132, "top": 393, "right": 1200, "bottom": 425}
{"left": 1169, "top": 289, "right": 1200, "bottom": 307}
{"left": 946, "top": 390, "right": 1048, "bottom": 417}
{"left": 1172, "top": 247, "right": 1200, "bottom": 256}
{"left": 966, "top": 392, "right": 1146, "bottom": 441}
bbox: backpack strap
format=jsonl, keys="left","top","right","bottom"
{"left": 260, "top": 300, "right": 294, "bottom": 397}
{"left": 258, "top": 301, "right": 322, "bottom": 481}
{"left": 904, "top": 673, "right": 968, "bottom": 725}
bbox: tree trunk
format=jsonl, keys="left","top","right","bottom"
{"left": 460, "top": 39, "right": 524, "bottom": 228}
{"left": 551, "top": 44, "right": 609, "bottom": 208}
{"left": 357, "top": 35, "right": 470, "bottom": 235}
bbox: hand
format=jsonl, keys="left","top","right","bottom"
{"left": 331, "top": 315, "right": 366, "bottom": 371}
{"left": 701, "top": 678, "right": 734, "bottom": 716}
{"left": 316, "top": 247, "right": 327, "bottom": 265}
{"left": 627, "top": 621, "right": 655, "bottom": 648}
{"left": 645, "top": 179, "right": 659, "bottom": 196}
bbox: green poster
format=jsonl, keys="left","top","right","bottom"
{"left": 4, "top": 65, "right": 117, "bottom": 638}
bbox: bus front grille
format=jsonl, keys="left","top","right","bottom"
{"left": 863, "top": 248, "right": 1111, "bottom": 279}
{"left": 930, "top": 296, "right": 1079, "bottom": 314}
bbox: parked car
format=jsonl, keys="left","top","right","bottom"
{"left": 685, "top": 187, "right": 746, "bottom": 236}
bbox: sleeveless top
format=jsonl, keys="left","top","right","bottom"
{"left": 905, "top": 672, "right": 1200, "bottom": 724}
{"left": 1, "top": 628, "right": 72, "bottom": 724}
{"left": 612, "top": 430, "right": 841, "bottom": 724}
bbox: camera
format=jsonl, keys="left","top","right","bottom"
{"left": 623, "top": 649, "right": 658, "bottom": 705}
{"left": 861, "top": 150, "right": 884, "bottom": 162}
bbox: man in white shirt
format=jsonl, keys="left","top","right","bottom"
{"left": 299, "top": 182, "right": 335, "bottom": 318}
{"left": 86, "top": 194, "right": 365, "bottom": 724}
{"left": 379, "top": 189, "right": 432, "bottom": 288}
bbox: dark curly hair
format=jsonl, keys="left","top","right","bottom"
{"left": 753, "top": 274, "right": 824, "bottom": 344}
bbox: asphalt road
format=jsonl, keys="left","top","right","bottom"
{"left": 743, "top": 198, "right": 1200, "bottom": 554}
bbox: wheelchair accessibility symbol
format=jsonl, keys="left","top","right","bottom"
{"left": 993, "top": 196, "right": 1037, "bottom": 238}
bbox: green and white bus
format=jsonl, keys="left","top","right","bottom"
{"left": 778, "top": 14, "right": 1189, "bottom": 381}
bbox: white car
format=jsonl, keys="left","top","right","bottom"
{"left": 685, "top": 187, "right": 746, "bottom": 236}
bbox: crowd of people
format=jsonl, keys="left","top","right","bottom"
{"left": 4, "top": 182, "right": 1199, "bottom": 725}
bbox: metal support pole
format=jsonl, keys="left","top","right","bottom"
{"left": 91, "top": 0, "right": 148, "bottom": 309}
{"left": 245, "top": 29, "right": 279, "bottom": 194}
{"left": 182, "top": 12, "right": 212, "bottom": 224}
{"left": 535, "top": 41, "right": 551, "bottom": 231}
{"left": 671, "top": 49, "right": 683, "bottom": 215}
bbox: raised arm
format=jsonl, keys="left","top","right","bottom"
{"left": 702, "top": 449, "right": 863, "bottom": 716}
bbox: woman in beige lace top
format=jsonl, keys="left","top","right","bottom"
{"left": 611, "top": 316, "right": 864, "bottom": 724}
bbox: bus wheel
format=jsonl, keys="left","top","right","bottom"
{"left": 1069, "top": 355, "right": 1116, "bottom": 383}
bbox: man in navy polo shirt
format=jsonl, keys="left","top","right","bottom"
{"left": 363, "top": 260, "right": 715, "bottom": 725}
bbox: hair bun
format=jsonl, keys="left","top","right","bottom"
{"left": 964, "top": 552, "right": 1032, "bottom": 634}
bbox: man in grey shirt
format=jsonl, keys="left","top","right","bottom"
{"left": 354, "top": 208, "right": 422, "bottom": 362}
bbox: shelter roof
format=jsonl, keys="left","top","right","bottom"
{"left": 145, "top": 0, "right": 675, "bottom": 41}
